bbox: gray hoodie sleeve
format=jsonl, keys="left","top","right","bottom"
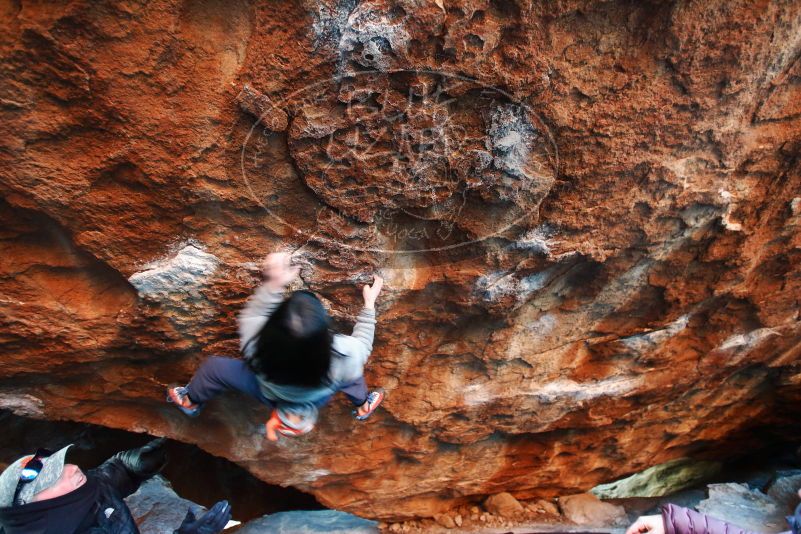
{"left": 238, "top": 283, "right": 284, "bottom": 359}
{"left": 329, "top": 307, "right": 377, "bottom": 383}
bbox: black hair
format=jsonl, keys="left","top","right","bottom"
{"left": 246, "top": 290, "right": 333, "bottom": 387}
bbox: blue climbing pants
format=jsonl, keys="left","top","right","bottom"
{"left": 185, "top": 356, "right": 369, "bottom": 408}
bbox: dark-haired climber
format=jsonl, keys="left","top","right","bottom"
{"left": 167, "top": 252, "right": 385, "bottom": 441}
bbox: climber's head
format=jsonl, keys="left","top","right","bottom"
{"left": 248, "top": 290, "right": 332, "bottom": 387}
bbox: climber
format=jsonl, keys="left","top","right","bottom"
{"left": 626, "top": 490, "right": 801, "bottom": 534}
{"left": 0, "top": 438, "right": 232, "bottom": 533}
{"left": 167, "top": 251, "right": 385, "bottom": 441}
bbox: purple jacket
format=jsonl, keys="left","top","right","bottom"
{"left": 661, "top": 504, "right": 790, "bottom": 534}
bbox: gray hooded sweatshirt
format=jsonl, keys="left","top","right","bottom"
{"left": 238, "top": 283, "right": 377, "bottom": 430}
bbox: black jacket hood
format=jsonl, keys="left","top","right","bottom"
{"left": 0, "top": 475, "right": 99, "bottom": 534}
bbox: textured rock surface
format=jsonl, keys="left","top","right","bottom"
{"left": 767, "top": 470, "right": 801, "bottom": 512}
{"left": 558, "top": 493, "right": 627, "bottom": 527}
{"left": 697, "top": 483, "right": 787, "bottom": 533}
{"left": 591, "top": 458, "right": 722, "bottom": 499}
{"left": 232, "top": 510, "right": 377, "bottom": 534}
{"left": 127, "top": 476, "right": 205, "bottom": 534}
{"left": 2, "top": 0, "right": 801, "bottom": 521}
{"left": 484, "top": 492, "right": 525, "bottom": 517}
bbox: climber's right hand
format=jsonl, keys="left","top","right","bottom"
{"left": 362, "top": 274, "right": 383, "bottom": 310}
{"left": 175, "top": 500, "right": 232, "bottom": 534}
{"left": 262, "top": 252, "right": 300, "bottom": 292}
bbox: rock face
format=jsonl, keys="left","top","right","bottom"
{"left": 484, "top": 492, "right": 525, "bottom": 517}
{"left": 127, "top": 476, "right": 378, "bottom": 534}
{"left": 2, "top": 0, "right": 801, "bottom": 521}
{"left": 559, "top": 493, "right": 627, "bottom": 527}
{"left": 591, "top": 457, "right": 722, "bottom": 499}
{"left": 697, "top": 483, "right": 788, "bottom": 533}
{"left": 231, "top": 510, "right": 378, "bottom": 534}
{"left": 127, "top": 476, "right": 204, "bottom": 534}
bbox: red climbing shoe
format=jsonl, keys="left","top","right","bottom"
{"left": 265, "top": 410, "right": 314, "bottom": 440}
{"left": 166, "top": 385, "right": 203, "bottom": 417}
{"left": 354, "top": 388, "right": 385, "bottom": 421}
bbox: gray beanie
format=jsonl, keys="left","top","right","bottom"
{"left": 0, "top": 445, "right": 73, "bottom": 507}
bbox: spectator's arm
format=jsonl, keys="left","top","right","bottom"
{"left": 661, "top": 504, "right": 759, "bottom": 534}
{"left": 87, "top": 457, "right": 141, "bottom": 500}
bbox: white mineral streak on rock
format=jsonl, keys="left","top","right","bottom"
{"left": 719, "top": 190, "right": 743, "bottom": 232}
{"left": 129, "top": 244, "right": 219, "bottom": 300}
{"left": 514, "top": 224, "right": 557, "bottom": 255}
{"left": 462, "top": 383, "right": 493, "bottom": 406}
{"left": 621, "top": 314, "right": 691, "bottom": 353}
{"left": 302, "top": 469, "right": 332, "bottom": 482}
{"left": 0, "top": 393, "right": 45, "bottom": 417}
{"left": 338, "top": 2, "right": 410, "bottom": 71}
{"left": 488, "top": 104, "right": 546, "bottom": 184}
{"left": 528, "top": 312, "right": 557, "bottom": 336}
{"left": 790, "top": 197, "right": 801, "bottom": 216}
{"left": 717, "top": 328, "right": 780, "bottom": 352}
{"left": 531, "top": 376, "right": 642, "bottom": 402}
{"left": 477, "top": 267, "right": 558, "bottom": 304}
{"left": 308, "top": 0, "right": 353, "bottom": 46}
{"left": 463, "top": 375, "right": 640, "bottom": 406}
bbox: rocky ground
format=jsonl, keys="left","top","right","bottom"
{"left": 126, "top": 463, "right": 801, "bottom": 533}
{"left": 4, "top": 410, "right": 797, "bottom": 532}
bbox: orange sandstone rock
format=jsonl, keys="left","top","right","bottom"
{"left": 1, "top": 0, "right": 801, "bottom": 521}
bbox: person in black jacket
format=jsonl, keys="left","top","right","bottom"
{"left": 0, "top": 438, "right": 231, "bottom": 534}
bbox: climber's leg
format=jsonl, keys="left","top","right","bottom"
{"left": 339, "top": 376, "right": 385, "bottom": 420}
{"left": 184, "top": 355, "right": 271, "bottom": 405}
{"left": 338, "top": 376, "right": 369, "bottom": 407}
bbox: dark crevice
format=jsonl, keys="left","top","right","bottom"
{"left": 0, "top": 410, "right": 325, "bottom": 522}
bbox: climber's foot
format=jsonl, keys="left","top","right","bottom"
{"left": 265, "top": 411, "right": 313, "bottom": 441}
{"left": 354, "top": 389, "right": 385, "bottom": 421}
{"left": 167, "top": 385, "right": 203, "bottom": 417}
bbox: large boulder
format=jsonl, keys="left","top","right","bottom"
{"left": 236, "top": 510, "right": 378, "bottom": 534}
{"left": 126, "top": 476, "right": 210, "bottom": 534}
{"left": 2, "top": 0, "right": 801, "bottom": 521}
{"left": 697, "top": 483, "right": 787, "bottom": 533}
{"left": 559, "top": 493, "right": 627, "bottom": 526}
{"left": 592, "top": 458, "right": 721, "bottom": 499}
{"left": 766, "top": 470, "right": 801, "bottom": 513}
{"left": 484, "top": 492, "right": 525, "bottom": 518}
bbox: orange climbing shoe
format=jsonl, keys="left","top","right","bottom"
{"left": 167, "top": 385, "right": 203, "bottom": 417}
{"left": 354, "top": 389, "right": 385, "bottom": 421}
{"left": 265, "top": 410, "right": 314, "bottom": 439}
